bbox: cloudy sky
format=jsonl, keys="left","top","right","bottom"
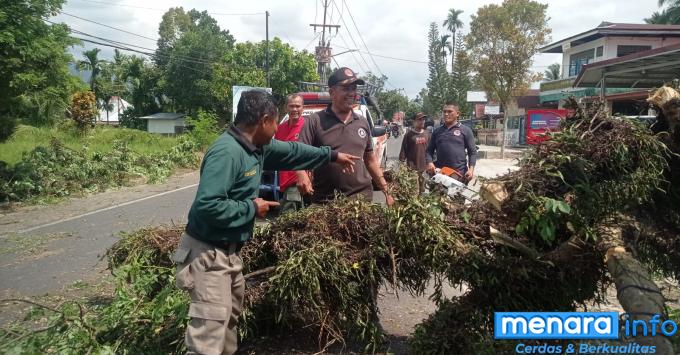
{"left": 53, "top": 0, "right": 659, "bottom": 97}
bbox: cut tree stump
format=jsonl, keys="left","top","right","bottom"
{"left": 599, "top": 224, "right": 674, "bottom": 355}
{"left": 480, "top": 182, "right": 508, "bottom": 211}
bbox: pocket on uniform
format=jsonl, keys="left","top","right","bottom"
{"left": 188, "top": 301, "right": 228, "bottom": 321}
{"left": 173, "top": 247, "right": 194, "bottom": 291}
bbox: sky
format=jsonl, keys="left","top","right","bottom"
{"left": 52, "top": 0, "right": 660, "bottom": 98}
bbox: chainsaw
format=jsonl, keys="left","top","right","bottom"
{"left": 425, "top": 166, "right": 479, "bottom": 202}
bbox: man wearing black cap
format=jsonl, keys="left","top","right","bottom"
{"left": 296, "top": 67, "right": 394, "bottom": 206}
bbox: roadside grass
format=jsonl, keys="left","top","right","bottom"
{"left": 0, "top": 125, "right": 179, "bottom": 166}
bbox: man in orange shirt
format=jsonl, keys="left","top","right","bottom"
{"left": 275, "top": 93, "right": 308, "bottom": 210}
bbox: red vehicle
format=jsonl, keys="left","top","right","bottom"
{"left": 526, "top": 109, "right": 568, "bottom": 145}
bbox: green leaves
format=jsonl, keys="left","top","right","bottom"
{"left": 515, "top": 197, "right": 571, "bottom": 245}
{"left": 467, "top": 0, "right": 550, "bottom": 108}
{"left": 1, "top": 0, "right": 81, "bottom": 127}
{"left": 0, "top": 133, "right": 199, "bottom": 202}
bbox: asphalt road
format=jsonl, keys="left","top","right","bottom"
{"left": 0, "top": 134, "right": 405, "bottom": 298}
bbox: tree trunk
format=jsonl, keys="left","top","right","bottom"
{"left": 500, "top": 110, "right": 507, "bottom": 159}
{"left": 451, "top": 29, "right": 456, "bottom": 74}
{"left": 597, "top": 223, "right": 674, "bottom": 355}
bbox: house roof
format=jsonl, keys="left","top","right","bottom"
{"left": 540, "top": 22, "right": 680, "bottom": 53}
{"left": 573, "top": 42, "right": 680, "bottom": 88}
{"left": 139, "top": 113, "right": 186, "bottom": 120}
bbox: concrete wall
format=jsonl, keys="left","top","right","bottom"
{"left": 603, "top": 36, "right": 680, "bottom": 58}
{"left": 147, "top": 119, "right": 184, "bottom": 134}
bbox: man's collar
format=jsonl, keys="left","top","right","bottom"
{"left": 228, "top": 126, "right": 258, "bottom": 153}
{"left": 325, "top": 104, "right": 358, "bottom": 123}
{"left": 445, "top": 121, "right": 461, "bottom": 130}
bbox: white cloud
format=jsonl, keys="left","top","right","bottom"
{"left": 56, "top": 0, "right": 659, "bottom": 97}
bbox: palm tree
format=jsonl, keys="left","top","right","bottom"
{"left": 543, "top": 63, "right": 561, "bottom": 81}
{"left": 438, "top": 35, "right": 452, "bottom": 67}
{"left": 78, "top": 48, "right": 106, "bottom": 91}
{"left": 645, "top": 0, "right": 680, "bottom": 24}
{"left": 443, "top": 8, "right": 464, "bottom": 72}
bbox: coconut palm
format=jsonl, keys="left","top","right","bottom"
{"left": 443, "top": 8, "right": 464, "bottom": 72}
{"left": 438, "top": 35, "right": 452, "bottom": 67}
{"left": 78, "top": 48, "right": 106, "bottom": 91}
{"left": 544, "top": 63, "right": 561, "bottom": 81}
{"left": 645, "top": 0, "right": 680, "bottom": 24}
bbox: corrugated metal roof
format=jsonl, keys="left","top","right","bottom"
{"left": 573, "top": 43, "right": 680, "bottom": 88}
{"left": 139, "top": 113, "right": 186, "bottom": 120}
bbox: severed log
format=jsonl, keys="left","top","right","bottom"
{"left": 480, "top": 182, "right": 508, "bottom": 211}
{"left": 597, "top": 222, "right": 674, "bottom": 355}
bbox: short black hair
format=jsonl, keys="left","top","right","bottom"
{"left": 234, "top": 90, "right": 278, "bottom": 127}
{"left": 443, "top": 101, "right": 459, "bottom": 108}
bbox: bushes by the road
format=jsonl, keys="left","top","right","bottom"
{"left": 0, "top": 135, "right": 199, "bottom": 203}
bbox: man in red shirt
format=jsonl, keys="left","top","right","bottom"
{"left": 275, "top": 93, "right": 308, "bottom": 209}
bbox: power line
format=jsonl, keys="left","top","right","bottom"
{"left": 340, "top": 0, "right": 396, "bottom": 89}
{"left": 329, "top": 0, "right": 372, "bottom": 74}
{"left": 59, "top": 11, "right": 157, "bottom": 42}
{"left": 71, "top": 0, "right": 265, "bottom": 16}
{"left": 48, "top": 19, "right": 221, "bottom": 66}
{"left": 72, "top": 36, "right": 215, "bottom": 77}
{"left": 268, "top": 17, "right": 296, "bottom": 47}
{"left": 333, "top": 44, "right": 427, "bottom": 64}
{"left": 336, "top": 31, "right": 369, "bottom": 73}
{"left": 303, "top": 33, "right": 321, "bottom": 51}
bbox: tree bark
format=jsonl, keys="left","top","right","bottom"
{"left": 597, "top": 223, "right": 674, "bottom": 355}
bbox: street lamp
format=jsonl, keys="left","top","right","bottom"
{"left": 331, "top": 49, "right": 358, "bottom": 57}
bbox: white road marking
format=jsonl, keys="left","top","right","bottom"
{"left": 14, "top": 183, "right": 199, "bottom": 235}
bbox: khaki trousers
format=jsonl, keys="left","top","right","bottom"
{"left": 173, "top": 233, "right": 245, "bottom": 355}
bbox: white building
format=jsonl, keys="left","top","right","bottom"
{"left": 98, "top": 96, "right": 133, "bottom": 125}
{"left": 140, "top": 113, "right": 187, "bottom": 134}
{"left": 539, "top": 22, "right": 680, "bottom": 107}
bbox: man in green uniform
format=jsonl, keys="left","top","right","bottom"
{"left": 173, "top": 90, "right": 359, "bottom": 355}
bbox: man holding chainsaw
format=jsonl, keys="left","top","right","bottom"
{"left": 425, "top": 103, "right": 477, "bottom": 183}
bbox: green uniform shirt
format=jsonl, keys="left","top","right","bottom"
{"left": 186, "top": 127, "right": 336, "bottom": 244}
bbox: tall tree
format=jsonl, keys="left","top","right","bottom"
{"left": 376, "top": 89, "right": 409, "bottom": 121}
{"left": 467, "top": 0, "right": 550, "bottom": 157}
{"left": 443, "top": 8, "right": 464, "bottom": 73}
{"left": 0, "top": 0, "right": 82, "bottom": 131}
{"left": 543, "top": 63, "right": 561, "bottom": 81}
{"left": 361, "top": 71, "right": 389, "bottom": 93}
{"left": 450, "top": 32, "right": 474, "bottom": 118}
{"left": 78, "top": 48, "right": 105, "bottom": 91}
{"left": 156, "top": 7, "right": 193, "bottom": 68}
{"left": 160, "top": 9, "right": 235, "bottom": 115}
{"left": 425, "top": 23, "right": 450, "bottom": 118}
{"left": 438, "top": 35, "right": 452, "bottom": 67}
{"left": 118, "top": 55, "right": 163, "bottom": 129}
{"left": 218, "top": 38, "right": 318, "bottom": 112}
{"left": 645, "top": 0, "right": 680, "bottom": 24}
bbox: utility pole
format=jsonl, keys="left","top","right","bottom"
{"left": 309, "top": 0, "right": 339, "bottom": 84}
{"left": 265, "top": 11, "right": 270, "bottom": 87}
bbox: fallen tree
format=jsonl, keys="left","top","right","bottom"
{"left": 1, "top": 87, "right": 679, "bottom": 354}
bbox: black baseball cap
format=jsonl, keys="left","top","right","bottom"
{"left": 328, "top": 67, "right": 365, "bottom": 87}
{"left": 414, "top": 112, "right": 428, "bottom": 120}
